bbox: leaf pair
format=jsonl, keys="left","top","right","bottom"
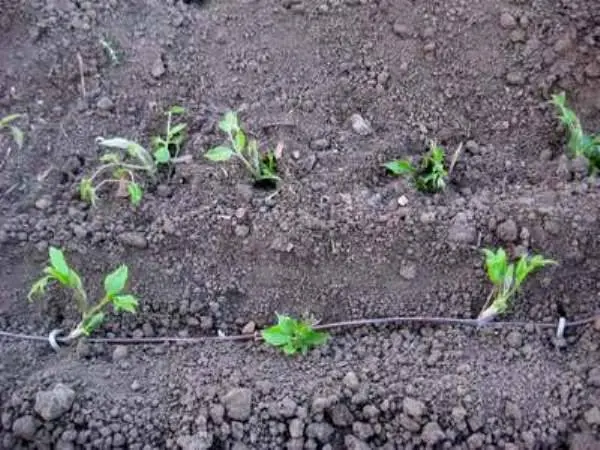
{"left": 385, "top": 142, "right": 448, "bottom": 193}
{"left": 205, "top": 111, "right": 280, "bottom": 184}
{"left": 28, "top": 247, "right": 84, "bottom": 303}
{"left": 261, "top": 314, "right": 329, "bottom": 355}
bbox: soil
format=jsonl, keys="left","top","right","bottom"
{"left": 1, "top": 0, "right": 600, "bottom": 448}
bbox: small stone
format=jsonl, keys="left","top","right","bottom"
{"left": 584, "top": 406, "right": 600, "bottom": 425}
{"left": 151, "top": 57, "right": 166, "bottom": 78}
{"left": 131, "top": 380, "right": 141, "bottom": 391}
{"left": 35, "top": 197, "right": 51, "bottom": 210}
{"left": 423, "top": 42, "right": 436, "bottom": 53}
{"left": 506, "top": 331, "right": 523, "bottom": 348}
{"left": 112, "top": 345, "right": 128, "bottom": 361}
{"left": 289, "top": 419, "right": 304, "bottom": 439}
{"left": 500, "top": 12, "right": 517, "bottom": 29}
{"left": 306, "top": 422, "right": 334, "bottom": 443}
{"left": 399, "top": 264, "right": 416, "bottom": 280}
{"left": 330, "top": 404, "right": 354, "bottom": 426}
{"left": 448, "top": 212, "right": 477, "bottom": 243}
{"left": 241, "top": 321, "right": 255, "bottom": 334}
{"left": 345, "top": 435, "right": 371, "bottom": 450}
{"left": 496, "top": 219, "right": 518, "bottom": 242}
{"left": 506, "top": 71, "right": 525, "bottom": 85}
{"left": 352, "top": 422, "right": 374, "bottom": 440}
{"left": 465, "top": 140, "right": 479, "bottom": 153}
{"left": 34, "top": 384, "right": 76, "bottom": 421}
{"left": 118, "top": 232, "right": 148, "bottom": 249}
{"left": 392, "top": 21, "right": 410, "bottom": 38}
{"left": 505, "top": 401, "right": 522, "bottom": 422}
{"left": 176, "top": 431, "right": 214, "bottom": 450}
{"left": 421, "top": 421, "right": 444, "bottom": 446}
{"left": 400, "top": 414, "right": 421, "bottom": 432}
{"left": 510, "top": 29, "right": 527, "bottom": 43}
{"left": 234, "top": 225, "right": 250, "bottom": 238}
{"left": 397, "top": 195, "right": 408, "bottom": 206}
{"left": 403, "top": 397, "right": 426, "bottom": 418}
{"left": 467, "top": 432, "right": 486, "bottom": 449}
{"left": 420, "top": 211, "right": 436, "bottom": 224}
{"left": 222, "top": 388, "right": 253, "bottom": 421}
{"left": 12, "top": 415, "right": 38, "bottom": 440}
{"left": 571, "top": 155, "right": 590, "bottom": 179}
{"left": 350, "top": 114, "right": 373, "bottom": 136}
{"left": 343, "top": 371, "right": 360, "bottom": 390}
{"left": 96, "top": 96, "right": 114, "bottom": 110}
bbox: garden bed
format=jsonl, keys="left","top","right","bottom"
{"left": 1, "top": 0, "right": 600, "bottom": 448}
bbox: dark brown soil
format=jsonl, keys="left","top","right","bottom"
{"left": 2, "top": 0, "right": 600, "bottom": 448}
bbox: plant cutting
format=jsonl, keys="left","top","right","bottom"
{"left": 28, "top": 247, "right": 139, "bottom": 339}
{"left": 204, "top": 111, "right": 281, "bottom": 187}
{"left": 479, "top": 248, "right": 557, "bottom": 322}
{"left": 261, "top": 314, "right": 329, "bottom": 355}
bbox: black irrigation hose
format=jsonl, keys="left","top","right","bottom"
{"left": 0, "top": 313, "right": 597, "bottom": 348}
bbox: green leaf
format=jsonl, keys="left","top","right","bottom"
{"left": 104, "top": 265, "right": 129, "bottom": 296}
{"left": 99, "top": 152, "right": 122, "bottom": 164}
{"left": 127, "top": 182, "right": 143, "bottom": 206}
{"left": 276, "top": 314, "right": 296, "bottom": 335}
{"left": 219, "top": 111, "right": 239, "bottom": 134}
{"left": 302, "top": 329, "right": 329, "bottom": 347}
{"left": 112, "top": 294, "right": 138, "bottom": 313}
{"left": 97, "top": 137, "right": 140, "bottom": 150}
{"left": 49, "top": 247, "right": 70, "bottom": 278}
{"left": 0, "top": 113, "right": 22, "bottom": 127}
{"left": 10, "top": 126, "right": 24, "bottom": 148}
{"left": 283, "top": 343, "right": 298, "bottom": 355}
{"left": 168, "top": 123, "right": 187, "bottom": 138}
{"left": 384, "top": 160, "right": 415, "bottom": 176}
{"left": 67, "top": 269, "right": 83, "bottom": 291}
{"left": 234, "top": 129, "right": 246, "bottom": 153}
{"left": 205, "top": 146, "right": 234, "bottom": 161}
{"left": 483, "top": 248, "right": 508, "bottom": 286}
{"left": 28, "top": 276, "right": 50, "bottom": 302}
{"left": 43, "top": 267, "right": 69, "bottom": 286}
{"left": 169, "top": 105, "right": 186, "bottom": 115}
{"left": 153, "top": 145, "right": 171, "bottom": 164}
{"left": 261, "top": 327, "right": 291, "bottom": 346}
{"left": 82, "top": 312, "right": 105, "bottom": 335}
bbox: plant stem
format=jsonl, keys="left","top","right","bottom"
{"left": 82, "top": 295, "right": 111, "bottom": 321}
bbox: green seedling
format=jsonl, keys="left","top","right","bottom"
{"left": 479, "top": 248, "right": 557, "bottom": 322}
{"left": 0, "top": 113, "right": 24, "bottom": 149}
{"left": 80, "top": 106, "right": 188, "bottom": 206}
{"left": 551, "top": 92, "right": 600, "bottom": 173}
{"left": 385, "top": 141, "right": 448, "bottom": 193}
{"left": 204, "top": 111, "right": 281, "bottom": 186}
{"left": 261, "top": 314, "right": 329, "bottom": 355}
{"left": 28, "top": 247, "right": 138, "bottom": 339}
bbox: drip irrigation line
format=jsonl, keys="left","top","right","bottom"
{"left": 0, "top": 313, "right": 597, "bottom": 349}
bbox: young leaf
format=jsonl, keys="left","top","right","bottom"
{"left": 234, "top": 129, "right": 246, "bottom": 153}
{"left": 261, "top": 327, "right": 291, "bottom": 346}
{"left": 82, "top": 312, "right": 105, "bottom": 335}
{"left": 10, "top": 126, "right": 24, "bottom": 148}
{"left": 153, "top": 146, "right": 171, "bottom": 164}
{"left": 169, "top": 105, "right": 186, "bottom": 115}
{"left": 104, "top": 265, "right": 129, "bottom": 297}
{"left": 384, "top": 160, "right": 415, "bottom": 175}
{"left": 112, "top": 294, "right": 138, "bottom": 313}
{"left": 219, "top": 111, "right": 239, "bottom": 134}
{"left": 127, "top": 182, "right": 143, "bottom": 206}
{"left": 67, "top": 269, "right": 84, "bottom": 291}
{"left": 0, "top": 113, "right": 22, "bottom": 127}
{"left": 49, "top": 247, "right": 70, "bottom": 278}
{"left": 205, "top": 146, "right": 234, "bottom": 161}
{"left": 28, "top": 276, "right": 51, "bottom": 302}
{"left": 483, "top": 248, "right": 508, "bottom": 286}
{"left": 79, "top": 178, "right": 96, "bottom": 205}
{"left": 168, "top": 123, "right": 187, "bottom": 138}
